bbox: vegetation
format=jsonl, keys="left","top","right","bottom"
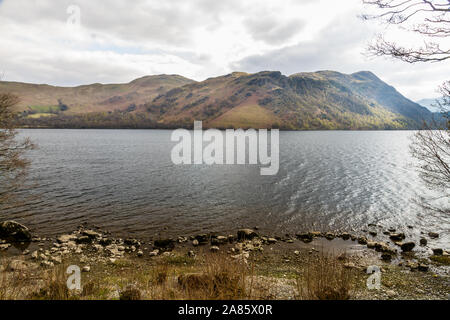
{"left": 362, "top": 0, "right": 449, "bottom": 213}
{"left": 0, "top": 251, "right": 357, "bottom": 300}
{"left": 0, "top": 93, "right": 34, "bottom": 208}
{"left": 2, "top": 70, "right": 434, "bottom": 130}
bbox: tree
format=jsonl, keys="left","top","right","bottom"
{"left": 362, "top": 0, "right": 449, "bottom": 212}
{"left": 362, "top": 0, "right": 450, "bottom": 63}
{"left": 0, "top": 93, "right": 35, "bottom": 208}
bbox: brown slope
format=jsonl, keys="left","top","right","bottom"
{"left": 0, "top": 74, "right": 195, "bottom": 115}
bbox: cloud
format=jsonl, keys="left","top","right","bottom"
{"left": 0, "top": 0, "right": 447, "bottom": 100}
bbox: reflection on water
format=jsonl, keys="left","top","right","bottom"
{"left": 2, "top": 129, "right": 448, "bottom": 249}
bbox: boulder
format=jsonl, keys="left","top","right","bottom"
{"left": 401, "top": 242, "right": 415, "bottom": 252}
{"left": 418, "top": 264, "right": 429, "bottom": 272}
{"left": 389, "top": 233, "right": 405, "bottom": 242}
{"left": 341, "top": 233, "right": 351, "bottom": 241}
{"left": 428, "top": 232, "right": 439, "bottom": 239}
{"left": 57, "top": 234, "right": 77, "bottom": 244}
{"left": 357, "top": 237, "right": 368, "bottom": 245}
{"left": 432, "top": 248, "right": 443, "bottom": 256}
{"left": 82, "top": 230, "right": 101, "bottom": 239}
{"left": 76, "top": 236, "right": 92, "bottom": 244}
{"left": 296, "top": 233, "right": 313, "bottom": 243}
{"left": 154, "top": 239, "right": 175, "bottom": 251}
{"left": 381, "top": 253, "right": 392, "bottom": 261}
{"left": 210, "top": 246, "right": 220, "bottom": 253}
{"left": 195, "top": 234, "right": 209, "bottom": 244}
{"left": 419, "top": 238, "right": 427, "bottom": 246}
{"left": 237, "top": 229, "right": 258, "bottom": 241}
{"left": 0, "top": 221, "right": 32, "bottom": 242}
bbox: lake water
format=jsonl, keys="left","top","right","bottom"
{"left": 3, "top": 129, "right": 448, "bottom": 248}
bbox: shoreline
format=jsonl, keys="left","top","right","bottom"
{"left": 1, "top": 221, "right": 448, "bottom": 300}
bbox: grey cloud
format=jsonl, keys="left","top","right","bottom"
{"left": 244, "top": 17, "right": 305, "bottom": 45}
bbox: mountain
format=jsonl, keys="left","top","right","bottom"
{"left": 1, "top": 70, "right": 432, "bottom": 129}
{"left": 417, "top": 98, "right": 444, "bottom": 113}
{"left": 0, "top": 74, "right": 195, "bottom": 114}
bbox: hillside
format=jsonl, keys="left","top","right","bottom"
{"left": 1, "top": 71, "right": 432, "bottom": 129}
{"left": 0, "top": 74, "right": 194, "bottom": 115}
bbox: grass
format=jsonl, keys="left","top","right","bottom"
{"left": 430, "top": 255, "right": 450, "bottom": 265}
{"left": 295, "top": 252, "right": 355, "bottom": 300}
{"left": 207, "top": 104, "right": 280, "bottom": 129}
{"left": 0, "top": 250, "right": 363, "bottom": 300}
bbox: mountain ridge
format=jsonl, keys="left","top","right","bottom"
{"left": 0, "top": 70, "right": 433, "bottom": 130}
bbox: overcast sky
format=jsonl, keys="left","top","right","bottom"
{"left": 0, "top": 0, "right": 448, "bottom": 100}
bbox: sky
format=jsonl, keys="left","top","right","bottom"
{"left": 0, "top": 0, "right": 448, "bottom": 101}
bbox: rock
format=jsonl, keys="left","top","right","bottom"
{"left": 357, "top": 237, "right": 368, "bottom": 245}
{"left": 432, "top": 248, "right": 443, "bottom": 256}
{"left": 50, "top": 256, "right": 62, "bottom": 264}
{"left": 57, "top": 234, "right": 77, "bottom": 244}
{"left": 268, "top": 238, "right": 277, "bottom": 244}
{"left": 341, "top": 233, "right": 351, "bottom": 240}
{"left": 99, "top": 238, "right": 113, "bottom": 246}
{"left": 210, "top": 246, "right": 220, "bottom": 253}
{"left": 194, "top": 234, "right": 209, "bottom": 244}
{"left": 401, "top": 242, "right": 415, "bottom": 252}
{"left": 367, "top": 241, "right": 377, "bottom": 249}
{"left": 211, "top": 236, "right": 227, "bottom": 245}
{"left": 187, "top": 250, "right": 196, "bottom": 258}
{"left": 296, "top": 233, "right": 313, "bottom": 243}
{"left": 227, "top": 235, "right": 235, "bottom": 243}
{"left": 418, "top": 264, "right": 429, "bottom": 272}
{"left": 0, "top": 244, "right": 10, "bottom": 251}
{"left": 76, "top": 236, "right": 92, "bottom": 244}
{"left": 154, "top": 239, "right": 175, "bottom": 251}
{"left": 294, "top": 250, "right": 300, "bottom": 256}
{"left": 428, "top": 232, "right": 439, "bottom": 239}
{"left": 325, "top": 232, "right": 335, "bottom": 240}
{"left": 386, "top": 290, "right": 397, "bottom": 298}
{"left": 192, "top": 239, "right": 199, "bottom": 247}
{"left": 82, "top": 230, "right": 101, "bottom": 239}
{"left": 137, "top": 250, "right": 143, "bottom": 257}
{"left": 405, "top": 261, "right": 418, "bottom": 270}
{"left": 82, "top": 266, "right": 91, "bottom": 272}
{"left": 31, "top": 251, "right": 39, "bottom": 260}
{"left": 381, "top": 253, "right": 392, "bottom": 261}
{"left": 124, "top": 238, "right": 140, "bottom": 246}
{"left": 237, "top": 229, "right": 258, "bottom": 241}
{"left": 231, "top": 252, "right": 249, "bottom": 264}
{"left": 420, "top": 238, "right": 427, "bottom": 246}
{"left": 149, "top": 249, "right": 159, "bottom": 257}
{"left": 389, "top": 233, "right": 405, "bottom": 242}
{"left": 120, "top": 285, "right": 141, "bottom": 300}
{"left": 369, "top": 231, "right": 377, "bottom": 237}
{"left": 0, "top": 221, "right": 32, "bottom": 242}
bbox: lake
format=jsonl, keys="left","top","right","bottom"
{"left": 3, "top": 129, "right": 448, "bottom": 249}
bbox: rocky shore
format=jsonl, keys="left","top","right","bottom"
{"left": 0, "top": 220, "right": 449, "bottom": 300}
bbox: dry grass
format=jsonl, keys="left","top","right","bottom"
{"left": 0, "top": 251, "right": 360, "bottom": 300}
{"left": 296, "top": 252, "right": 355, "bottom": 300}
